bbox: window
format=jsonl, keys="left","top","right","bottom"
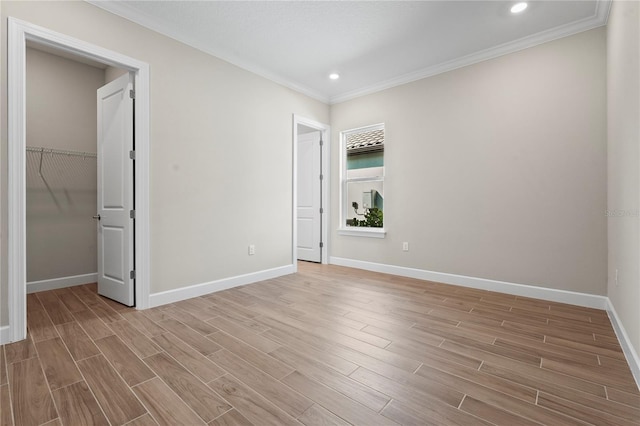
{"left": 340, "top": 124, "right": 385, "bottom": 237}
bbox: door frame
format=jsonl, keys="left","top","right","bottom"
{"left": 292, "top": 115, "right": 330, "bottom": 269}
{"left": 7, "top": 17, "right": 151, "bottom": 342}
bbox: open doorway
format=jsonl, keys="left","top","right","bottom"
{"left": 293, "top": 115, "right": 330, "bottom": 266}
{"left": 25, "top": 43, "right": 131, "bottom": 301}
{"left": 7, "top": 18, "right": 150, "bottom": 343}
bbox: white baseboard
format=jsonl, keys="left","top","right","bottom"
{"left": 606, "top": 299, "right": 640, "bottom": 390}
{"left": 0, "top": 272, "right": 98, "bottom": 345}
{"left": 329, "top": 257, "right": 608, "bottom": 310}
{"left": 27, "top": 273, "right": 98, "bottom": 294}
{"left": 149, "top": 264, "right": 295, "bottom": 308}
{"left": 0, "top": 326, "right": 10, "bottom": 345}
{"left": 329, "top": 256, "right": 638, "bottom": 390}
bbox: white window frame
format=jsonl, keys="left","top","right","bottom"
{"left": 338, "top": 123, "right": 386, "bottom": 238}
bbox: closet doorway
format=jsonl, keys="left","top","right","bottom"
{"left": 293, "top": 115, "right": 330, "bottom": 266}
{"left": 296, "top": 127, "right": 322, "bottom": 262}
{"left": 7, "top": 18, "right": 151, "bottom": 343}
{"left": 25, "top": 44, "right": 135, "bottom": 306}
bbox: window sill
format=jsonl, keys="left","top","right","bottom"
{"left": 337, "top": 228, "right": 386, "bottom": 238}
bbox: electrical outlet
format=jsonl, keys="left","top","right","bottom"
{"left": 402, "top": 242, "right": 409, "bottom": 252}
{"left": 248, "top": 244, "right": 255, "bottom": 255}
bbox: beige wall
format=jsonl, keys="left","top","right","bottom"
{"left": 607, "top": 1, "right": 640, "bottom": 356}
{"left": 0, "top": 1, "right": 330, "bottom": 325}
{"left": 330, "top": 28, "right": 607, "bottom": 295}
{"left": 26, "top": 47, "right": 102, "bottom": 282}
{"left": 104, "top": 65, "right": 127, "bottom": 84}
{"left": 0, "top": 1, "right": 616, "bottom": 329}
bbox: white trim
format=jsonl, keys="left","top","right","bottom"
{"left": 149, "top": 265, "right": 295, "bottom": 308}
{"left": 330, "top": 1, "right": 612, "bottom": 104}
{"left": 7, "top": 17, "right": 151, "bottom": 343}
{"left": 0, "top": 326, "right": 10, "bottom": 345}
{"left": 86, "top": 0, "right": 329, "bottom": 104}
{"left": 331, "top": 257, "right": 639, "bottom": 385}
{"left": 329, "top": 257, "right": 608, "bottom": 310}
{"left": 337, "top": 228, "right": 386, "bottom": 239}
{"left": 293, "top": 115, "right": 331, "bottom": 266}
{"left": 133, "top": 52, "right": 152, "bottom": 311}
{"left": 26, "top": 273, "right": 98, "bottom": 294}
{"left": 340, "top": 123, "right": 385, "bottom": 233}
{"left": 7, "top": 18, "right": 28, "bottom": 344}
{"left": 88, "top": 0, "right": 610, "bottom": 106}
{"left": 606, "top": 299, "right": 640, "bottom": 390}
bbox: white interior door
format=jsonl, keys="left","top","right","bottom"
{"left": 297, "top": 131, "right": 322, "bottom": 262}
{"left": 97, "top": 73, "right": 134, "bottom": 306}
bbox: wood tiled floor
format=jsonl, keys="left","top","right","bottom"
{"left": 1, "top": 262, "right": 639, "bottom": 425}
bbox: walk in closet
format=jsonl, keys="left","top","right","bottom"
{"left": 26, "top": 147, "right": 98, "bottom": 285}
{"left": 26, "top": 44, "right": 127, "bottom": 292}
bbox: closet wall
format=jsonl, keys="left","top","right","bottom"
{"left": 105, "top": 65, "right": 127, "bottom": 84}
{"left": 26, "top": 47, "right": 104, "bottom": 283}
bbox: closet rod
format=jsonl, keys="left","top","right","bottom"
{"left": 26, "top": 146, "right": 97, "bottom": 159}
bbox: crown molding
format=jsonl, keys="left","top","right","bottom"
{"left": 85, "top": 0, "right": 330, "bottom": 104}
{"left": 86, "top": 0, "right": 610, "bottom": 106}
{"left": 330, "top": 0, "right": 611, "bottom": 104}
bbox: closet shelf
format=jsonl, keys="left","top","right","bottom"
{"left": 26, "top": 146, "right": 97, "bottom": 158}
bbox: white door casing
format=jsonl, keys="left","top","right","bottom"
{"left": 7, "top": 17, "right": 150, "bottom": 343}
{"left": 292, "top": 115, "right": 330, "bottom": 270}
{"left": 97, "top": 73, "right": 134, "bottom": 306}
{"left": 297, "top": 131, "right": 322, "bottom": 262}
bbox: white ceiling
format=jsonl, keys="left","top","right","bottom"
{"left": 89, "top": 1, "right": 610, "bottom": 104}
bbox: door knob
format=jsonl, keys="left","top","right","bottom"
{"left": 92, "top": 214, "right": 101, "bottom": 220}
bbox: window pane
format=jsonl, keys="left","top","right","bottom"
{"left": 347, "top": 151, "right": 383, "bottom": 170}
{"left": 345, "top": 180, "right": 383, "bottom": 228}
{"left": 342, "top": 124, "right": 385, "bottom": 231}
{"left": 346, "top": 165, "right": 384, "bottom": 180}
{"left": 346, "top": 128, "right": 384, "bottom": 154}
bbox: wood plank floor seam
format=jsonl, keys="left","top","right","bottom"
{"left": 2, "top": 263, "right": 638, "bottom": 426}
{"left": 30, "top": 339, "right": 66, "bottom": 425}
{"left": 210, "top": 373, "right": 299, "bottom": 426}
{"left": 1, "top": 383, "right": 15, "bottom": 426}
{"left": 54, "top": 297, "right": 147, "bottom": 426}
{"left": 378, "top": 398, "right": 394, "bottom": 414}
{"left": 208, "top": 406, "right": 235, "bottom": 424}
{"left": 123, "top": 412, "right": 154, "bottom": 425}
{"left": 129, "top": 375, "right": 160, "bottom": 390}
{"left": 457, "top": 394, "right": 466, "bottom": 409}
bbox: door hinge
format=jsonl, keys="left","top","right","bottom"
{"left": 129, "top": 89, "right": 135, "bottom": 99}
{"left": 130, "top": 210, "right": 136, "bottom": 219}
{"left": 319, "top": 174, "right": 323, "bottom": 181}
{"left": 319, "top": 242, "right": 324, "bottom": 248}
{"left": 319, "top": 139, "right": 324, "bottom": 147}
{"left": 320, "top": 207, "right": 324, "bottom": 214}
{"left": 129, "top": 150, "right": 136, "bottom": 160}
{"left": 130, "top": 270, "right": 136, "bottom": 280}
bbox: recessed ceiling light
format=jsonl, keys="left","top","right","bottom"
{"left": 329, "top": 73, "right": 340, "bottom": 80}
{"left": 510, "top": 2, "right": 528, "bottom": 13}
